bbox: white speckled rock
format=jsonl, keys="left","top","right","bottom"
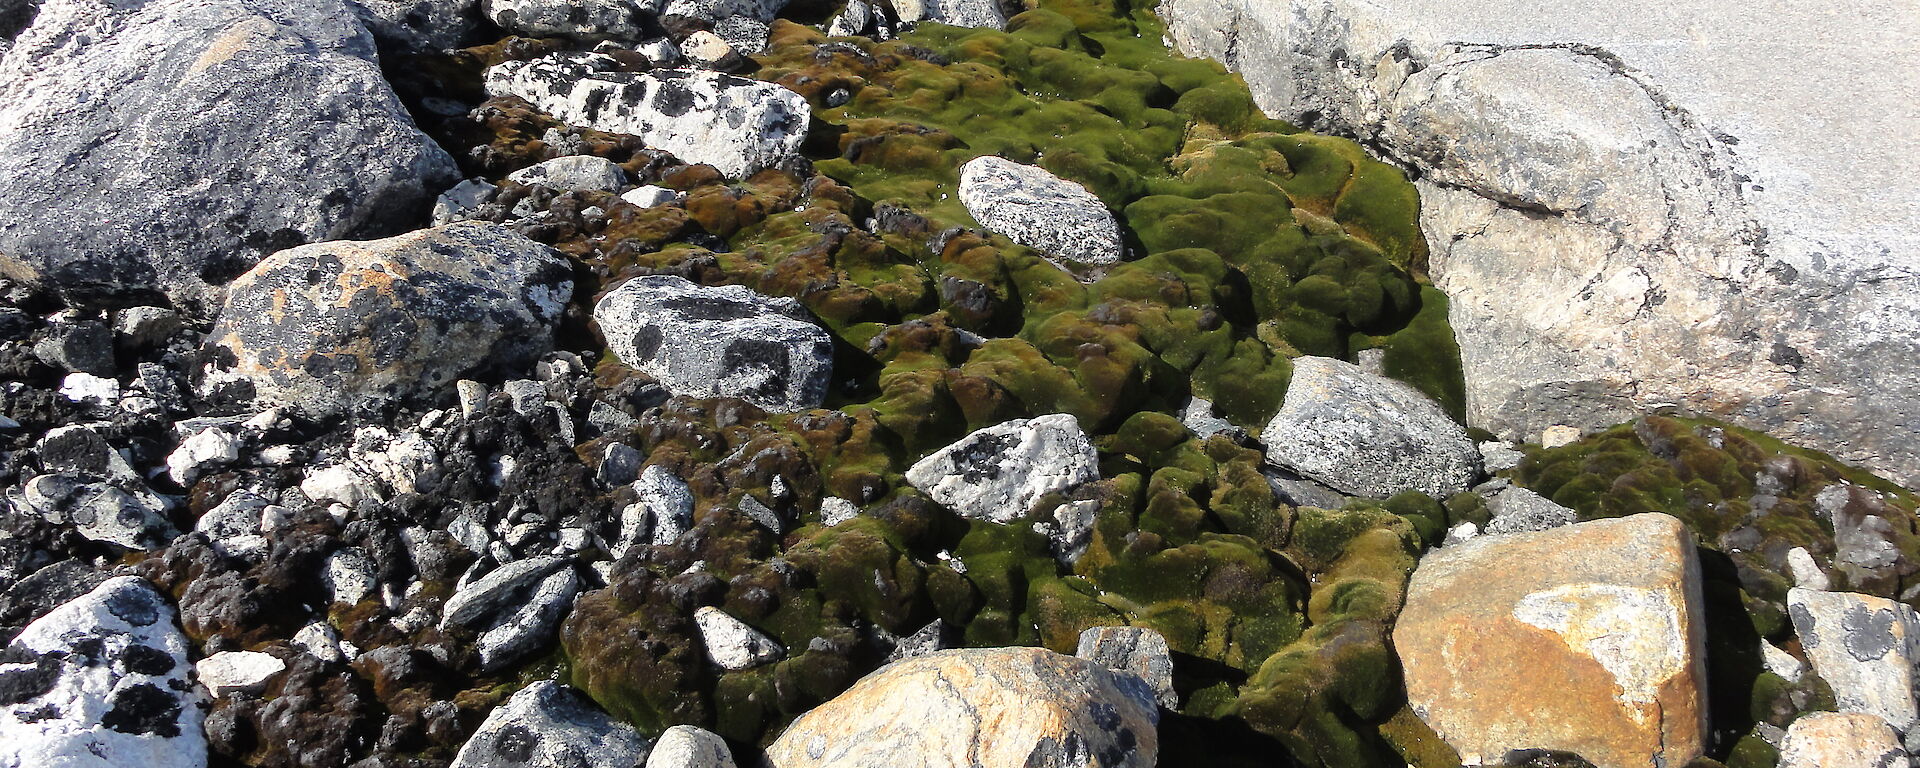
{"left": 324, "top": 547, "right": 377, "bottom": 606}
{"left": 1260, "top": 356, "right": 1479, "bottom": 498}
{"left": 1395, "top": 513, "right": 1708, "bottom": 768}
{"left": 595, "top": 275, "right": 833, "bottom": 412}
{"left": 646, "top": 724, "right": 736, "bottom": 768}
{"left": 1787, "top": 588, "right": 1920, "bottom": 731}
{"left": 693, "top": 606, "right": 783, "bottom": 670}
{"left": 891, "top": 0, "right": 1005, "bottom": 28}
{"left": 958, "top": 156, "right": 1122, "bottom": 269}
{"left": 195, "top": 651, "right": 285, "bottom": 697}
{"left": 1778, "top": 712, "right": 1907, "bottom": 768}
{"left": 486, "top": 52, "right": 809, "bottom": 178}
{"left": 906, "top": 414, "right": 1100, "bottom": 524}
{"left": 482, "top": 0, "right": 654, "bottom": 40}
{"left": 507, "top": 155, "right": 629, "bottom": 191}
{"left": 0, "top": 577, "right": 206, "bottom": 768}
{"left": 450, "top": 680, "right": 651, "bottom": 768}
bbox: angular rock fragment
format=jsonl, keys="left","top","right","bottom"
{"left": 487, "top": 53, "right": 809, "bottom": 178}
{"left": 958, "top": 156, "right": 1123, "bottom": 269}
{"left": 893, "top": 0, "right": 1005, "bottom": 28}
{"left": 905, "top": 414, "right": 1099, "bottom": 524}
{"left": 595, "top": 275, "right": 833, "bottom": 412}
{"left": 1395, "top": 513, "right": 1707, "bottom": 768}
{"left": 693, "top": 606, "right": 783, "bottom": 670}
{"left": 1261, "top": 356, "right": 1479, "bottom": 498}
{"left": 441, "top": 556, "right": 571, "bottom": 629}
{"left": 765, "top": 647, "right": 1158, "bottom": 768}
{"left": 198, "top": 222, "right": 573, "bottom": 418}
{"left": 1787, "top": 587, "right": 1920, "bottom": 731}
{"left": 476, "top": 566, "right": 580, "bottom": 672}
{"left": 1778, "top": 712, "right": 1907, "bottom": 768}
{"left": 450, "top": 680, "right": 651, "bottom": 768}
{"left": 1077, "top": 626, "right": 1177, "bottom": 709}
{"left": 507, "top": 155, "right": 630, "bottom": 192}
{"left": 1483, "top": 486, "right": 1578, "bottom": 536}
{"left": 196, "top": 650, "right": 286, "bottom": 697}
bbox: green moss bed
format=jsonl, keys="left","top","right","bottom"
{"left": 386, "top": 1, "right": 1920, "bottom": 765}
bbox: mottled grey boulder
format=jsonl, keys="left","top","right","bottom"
{"left": 958, "top": 156, "right": 1123, "bottom": 269}
{"left": 350, "top": 0, "right": 482, "bottom": 51}
{"left": 0, "top": 577, "right": 206, "bottom": 768}
{"left": 1077, "top": 626, "right": 1177, "bottom": 708}
{"left": 12, "top": 425, "right": 173, "bottom": 549}
{"left": 0, "top": 0, "right": 457, "bottom": 310}
{"left": 1260, "top": 356, "right": 1479, "bottom": 498}
{"left": 451, "top": 680, "right": 651, "bottom": 768}
{"left": 486, "top": 52, "right": 809, "bottom": 178}
{"left": 595, "top": 275, "right": 833, "bottom": 412}
{"left": 906, "top": 414, "right": 1100, "bottom": 524}
{"left": 646, "top": 725, "right": 736, "bottom": 768}
{"left": 1787, "top": 587, "right": 1920, "bottom": 731}
{"left": 482, "top": 0, "right": 654, "bottom": 40}
{"left": 508, "top": 155, "right": 629, "bottom": 191}
{"left": 198, "top": 222, "right": 573, "bottom": 417}
{"left": 1484, "top": 486, "right": 1577, "bottom": 536}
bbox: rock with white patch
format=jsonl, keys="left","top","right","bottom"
{"left": 487, "top": 53, "right": 809, "bottom": 178}
{"left": 14, "top": 473, "right": 173, "bottom": 550}
{"left": 324, "top": 548, "right": 377, "bottom": 606}
{"left": 1395, "top": 513, "right": 1707, "bottom": 768}
{"left": 891, "top": 0, "right": 1005, "bottom": 29}
{"left": 195, "top": 650, "right": 285, "bottom": 697}
{"left": 450, "top": 680, "right": 651, "bottom": 768}
{"left": 817, "top": 496, "right": 860, "bottom": 527}
{"left": 1076, "top": 626, "right": 1177, "bottom": 709}
{"left": 621, "top": 185, "right": 680, "bottom": 208}
{"left": 646, "top": 724, "right": 736, "bottom": 768}
{"left": 1787, "top": 587, "right": 1920, "bottom": 731}
{"left": 906, "top": 414, "right": 1100, "bottom": 524}
{"left": 507, "top": 155, "right": 630, "bottom": 192}
{"left": 0, "top": 577, "right": 206, "bottom": 768}
{"left": 1778, "top": 712, "right": 1907, "bottom": 768}
{"left": 441, "top": 556, "right": 572, "bottom": 629}
{"left": 1786, "top": 547, "right": 1830, "bottom": 590}
{"left": 958, "top": 156, "right": 1122, "bottom": 269}
{"left": 595, "top": 274, "right": 833, "bottom": 412}
{"left": 166, "top": 427, "right": 241, "bottom": 486}
{"left": 475, "top": 566, "right": 579, "bottom": 672}
{"left": 1046, "top": 499, "right": 1101, "bottom": 566}
{"left": 693, "top": 606, "right": 782, "bottom": 670}
{"left": 1260, "top": 356, "right": 1480, "bottom": 498}
{"left": 194, "top": 491, "right": 274, "bottom": 561}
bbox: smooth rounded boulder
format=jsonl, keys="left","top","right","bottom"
{"left": 198, "top": 222, "right": 574, "bottom": 417}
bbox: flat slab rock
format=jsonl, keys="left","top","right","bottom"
{"left": 198, "top": 221, "right": 573, "bottom": 418}
{"left": 451, "top": 680, "right": 651, "bottom": 768}
{"left": 1394, "top": 513, "right": 1708, "bottom": 768}
{"left": 906, "top": 414, "right": 1100, "bottom": 524}
{"left": 764, "top": 647, "right": 1158, "bottom": 768}
{"left": 1261, "top": 356, "right": 1479, "bottom": 498}
{"left": 486, "top": 52, "right": 808, "bottom": 178}
{"left": 595, "top": 274, "right": 833, "bottom": 413}
{"left": 0, "top": 576, "right": 206, "bottom": 768}
{"left": 0, "top": 0, "right": 456, "bottom": 310}
{"left": 958, "top": 156, "right": 1123, "bottom": 269}
{"left": 1787, "top": 587, "right": 1920, "bottom": 732}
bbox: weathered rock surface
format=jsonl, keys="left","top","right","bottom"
{"left": 450, "top": 680, "right": 651, "bottom": 768}
{"left": 1483, "top": 486, "right": 1578, "bottom": 536}
{"left": 1260, "top": 356, "right": 1479, "bottom": 499}
{"left": 958, "top": 156, "right": 1123, "bottom": 269}
{"left": 1157, "top": 0, "right": 1920, "bottom": 486}
{"left": 0, "top": 0, "right": 457, "bottom": 310}
{"left": 1395, "top": 513, "right": 1707, "bottom": 768}
{"left": 693, "top": 606, "right": 783, "bottom": 670}
{"left": 198, "top": 222, "right": 573, "bottom": 417}
{"left": 1787, "top": 587, "right": 1920, "bottom": 731}
{"left": 647, "top": 725, "right": 736, "bottom": 768}
{"left": 906, "top": 414, "right": 1100, "bottom": 524}
{"left": 1778, "top": 712, "right": 1907, "bottom": 768}
{"left": 0, "top": 577, "right": 205, "bottom": 768}
{"left": 1076, "top": 626, "right": 1177, "bottom": 709}
{"left": 764, "top": 647, "right": 1158, "bottom": 768}
{"left": 195, "top": 650, "right": 285, "bottom": 697}
{"left": 507, "top": 155, "right": 630, "bottom": 192}
{"left": 350, "top": 0, "right": 482, "bottom": 51}
{"left": 594, "top": 275, "right": 833, "bottom": 413}
{"left": 486, "top": 52, "right": 809, "bottom": 178}
{"left": 895, "top": 0, "right": 1004, "bottom": 28}
{"left": 482, "top": 0, "right": 652, "bottom": 40}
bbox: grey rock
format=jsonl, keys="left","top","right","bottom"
{"left": 113, "top": 306, "right": 184, "bottom": 349}
{"left": 1157, "top": 0, "right": 1920, "bottom": 487}
{"left": 637, "top": 37, "right": 681, "bottom": 66}
{"left": 679, "top": 30, "right": 745, "bottom": 71}
{"left": 195, "top": 490, "right": 274, "bottom": 561}
{"left": 291, "top": 621, "right": 348, "bottom": 663}
{"left": 324, "top": 547, "right": 378, "bottom": 606}
{"left": 196, "top": 650, "right": 286, "bottom": 697}
{"left": 0, "top": 577, "right": 205, "bottom": 768}
{"left": 165, "top": 427, "right": 242, "bottom": 486}
{"left": 1786, "top": 546, "right": 1830, "bottom": 591}
{"left": 818, "top": 496, "right": 860, "bottom": 527}
{"left": 434, "top": 179, "right": 500, "bottom": 226}
{"left": 33, "top": 312, "right": 113, "bottom": 375}
{"left": 958, "top": 156, "right": 1122, "bottom": 269}
{"left": 1778, "top": 712, "right": 1907, "bottom": 768}
{"left": 626, "top": 465, "right": 695, "bottom": 552}
{"left": 1046, "top": 499, "right": 1100, "bottom": 566}
{"left": 16, "top": 473, "right": 173, "bottom": 550}
{"left": 883, "top": 620, "right": 953, "bottom": 663}
{"left": 646, "top": 725, "right": 736, "bottom": 768}
{"left": 504, "top": 379, "right": 548, "bottom": 416}
{"left": 486, "top": 53, "right": 809, "bottom": 178}
{"left": 906, "top": 414, "right": 1100, "bottom": 524}
{"left": 0, "top": 559, "right": 108, "bottom": 638}
{"left": 476, "top": 566, "right": 579, "bottom": 672}
{"left": 508, "top": 155, "right": 630, "bottom": 192}
{"left": 350, "top": 0, "right": 482, "bottom": 51}
{"left": 56, "top": 372, "right": 119, "bottom": 408}
{"left": 1178, "top": 395, "right": 1238, "bottom": 440}
{"left": 1817, "top": 484, "right": 1907, "bottom": 590}
{"left": 1076, "top": 626, "right": 1177, "bottom": 709}
{"left": 1261, "top": 466, "right": 1348, "bottom": 510}
{"left": 198, "top": 222, "right": 573, "bottom": 418}
{"left": 441, "top": 555, "right": 571, "bottom": 629}
{"left": 1484, "top": 487, "right": 1578, "bottom": 536}
{"left": 693, "top": 606, "right": 783, "bottom": 670}
{"left": 621, "top": 185, "right": 681, "bottom": 208}
{"left": 451, "top": 680, "right": 651, "bottom": 768}
{"left": 1478, "top": 441, "right": 1525, "bottom": 473}
{"left": 893, "top": 0, "right": 1005, "bottom": 29}
{"left": 737, "top": 494, "right": 785, "bottom": 534}
{"left": 600, "top": 443, "right": 644, "bottom": 486}
{"left": 595, "top": 275, "right": 833, "bottom": 412}
{"left": 1787, "top": 587, "right": 1920, "bottom": 731}
{"left": 1259, "top": 356, "right": 1479, "bottom": 498}
{"left": 483, "top": 0, "right": 655, "bottom": 40}
{"left": 0, "top": 0, "right": 456, "bottom": 310}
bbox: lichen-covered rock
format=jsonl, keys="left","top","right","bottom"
{"left": 1787, "top": 588, "right": 1920, "bottom": 732}
{"left": 486, "top": 53, "right": 809, "bottom": 178}
{"left": 692, "top": 606, "right": 783, "bottom": 670}
{"left": 764, "top": 647, "right": 1158, "bottom": 768}
{"left": 476, "top": 566, "right": 580, "bottom": 672}
{"left": 894, "top": 0, "right": 1005, "bottom": 28}
{"left": 905, "top": 414, "right": 1099, "bottom": 524}
{"left": 349, "top": 0, "right": 481, "bottom": 51}
{"left": 482, "top": 0, "right": 653, "bottom": 40}
{"left": 1395, "top": 513, "right": 1707, "bottom": 768}
{"left": 0, "top": 0, "right": 457, "bottom": 310}
{"left": 1076, "top": 626, "right": 1176, "bottom": 709}
{"left": 958, "top": 156, "right": 1123, "bottom": 269}
{"left": 594, "top": 274, "right": 833, "bottom": 412}
{"left": 0, "top": 577, "right": 206, "bottom": 768}
{"left": 646, "top": 725, "right": 736, "bottom": 768}
{"left": 507, "top": 154, "right": 630, "bottom": 191}
{"left": 450, "top": 680, "right": 651, "bottom": 768}
{"left": 198, "top": 222, "right": 573, "bottom": 417}
{"left": 1778, "top": 712, "right": 1907, "bottom": 768}
{"left": 442, "top": 556, "right": 571, "bottom": 629}
{"left": 1261, "top": 356, "right": 1479, "bottom": 498}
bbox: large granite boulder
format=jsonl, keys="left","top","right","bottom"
{"left": 764, "top": 647, "right": 1159, "bottom": 768}
{"left": 198, "top": 222, "right": 573, "bottom": 417}
{"left": 1260, "top": 356, "right": 1479, "bottom": 499}
{"left": 958, "top": 156, "right": 1123, "bottom": 269}
{"left": 1787, "top": 588, "right": 1920, "bottom": 731}
{"left": 1394, "top": 513, "right": 1708, "bottom": 768}
{"left": 486, "top": 52, "right": 809, "bottom": 178}
{"left": 450, "top": 680, "right": 651, "bottom": 768}
{"left": 1157, "top": 0, "right": 1920, "bottom": 487}
{"left": 594, "top": 274, "right": 833, "bottom": 413}
{"left": 0, "top": 0, "right": 457, "bottom": 311}
{"left": 905, "top": 414, "right": 1100, "bottom": 524}
{"left": 0, "top": 577, "right": 206, "bottom": 768}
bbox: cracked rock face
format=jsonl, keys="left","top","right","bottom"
{"left": 1156, "top": 0, "right": 1920, "bottom": 487}
{"left": 958, "top": 156, "right": 1123, "bottom": 270}
{"left": 0, "top": 576, "right": 206, "bottom": 768}
{"left": 0, "top": 0, "right": 458, "bottom": 311}
{"left": 905, "top": 414, "right": 1100, "bottom": 524}
{"left": 764, "top": 647, "right": 1158, "bottom": 768}
{"left": 198, "top": 222, "right": 574, "bottom": 418}
{"left": 1787, "top": 587, "right": 1920, "bottom": 732}
{"left": 486, "top": 52, "right": 810, "bottom": 178}
{"left": 1394, "top": 513, "right": 1708, "bottom": 768}
{"left": 450, "top": 680, "right": 652, "bottom": 768}
{"left": 1259, "top": 356, "right": 1479, "bottom": 499}
{"left": 594, "top": 274, "right": 833, "bottom": 413}
{"left": 1778, "top": 712, "right": 1907, "bottom": 768}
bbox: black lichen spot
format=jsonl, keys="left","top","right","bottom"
{"left": 1768, "top": 342, "right": 1805, "bottom": 371}
{"left": 492, "top": 723, "right": 540, "bottom": 762}
{"left": 952, "top": 432, "right": 1018, "bottom": 483}
{"left": 653, "top": 80, "right": 697, "bottom": 118}
{"left": 721, "top": 338, "right": 793, "bottom": 403}
{"left": 629, "top": 325, "right": 664, "bottom": 363}
{"left": 116, "top": 643, "right": 176, "bottom": 676}
{"left": 0, "top": 656, "right": 60, "bottom": 706}
{"left": 101, "top": 682, "right": 182, "bottom": 737}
